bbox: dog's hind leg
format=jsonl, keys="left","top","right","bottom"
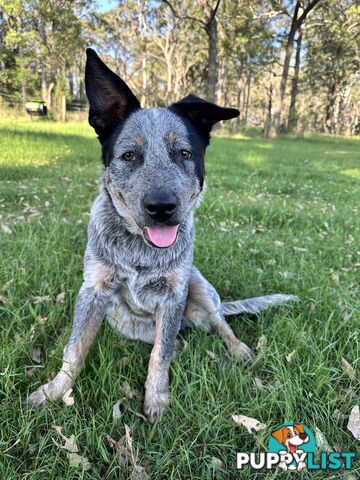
{"left": 184, "top": 267, "right": 253, "bottom": 362}
{"left": 26, "top": 284, "right": 107, "bottom": 408}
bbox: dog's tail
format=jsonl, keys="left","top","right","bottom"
{"left": 222, "top": 294, "right": 299, "bottom": 316}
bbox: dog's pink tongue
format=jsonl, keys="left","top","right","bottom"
{"left": 146, "top": 225, "right": 179, "bottom": 248}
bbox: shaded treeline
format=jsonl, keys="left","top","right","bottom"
{"left": 0, "top": 0, "right": 359, "bottom": 134}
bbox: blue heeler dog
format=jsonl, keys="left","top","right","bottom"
{"left": 27, "top": 49, "right": 296, "bottom": 422}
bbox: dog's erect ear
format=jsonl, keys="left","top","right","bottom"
{"left": 170, "top": 95, "right": 239, "bottom": 144}
{"left": 271, "top": 427, "right": 287, "bottom": 445}
{"left": 85, "top": 48, "right": 141, "bottom": 143}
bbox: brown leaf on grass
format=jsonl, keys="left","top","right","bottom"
{"left": 206, "top": 350, "right": 219, "bottom": 361}
{"left": 123, "top": 381, "right": 142, "bottom": 400}
{"left": 26, "top": 367, "right": 37, "bottom": 378}
{"left": 36, "top": 315, "right": 48, "bottom": 324}
{"left": 314, "top": 427, "right": 333, "bottom": 452}
{"left": 256, "top": 335, "right": 267, "bottom": 353}
{"left": 341, "top": 357, "right": 357, "bottom": 382}
{"left": 347, "top": 405, "right": 360, "bottom": 440}
{"left": 68, "top": 452, "right": 91, "bottom": 471}
{"left": 113, "top": 399, "right": 124, "bottom": 421}
{"left": 32, "top": 295, "right": 51, "bottom": 304}
{"left": 232, "top": 414, "right": 267, "bottom": 434}
{"left": 62, "top": 388, "right": 75, "bottom": 406}
{"left": 53, "top": 425, "right": 78, "bottom": 453}
{"left": 210, "top": 456, "right": 224, "bottom": 469}
{"left": 286, "top": 350, "right": 295, "bottom": 363}
{"left": 106, "top": 434, "right": 131, "bottom": 466}
{"left": 253, "top": 377, "right": 265, "bottom": 389}
{"left": 126, "top": 406, "right": 148, "bottom": 422}
{"left": 56, "top": 292, "right": 65, "bottom": 304}
{"left": 1, "top": 224, "right": 12, "bottom": 234}
{"left": 31, "top": 347, "right": 42, "bottom": 364}
{"left": 125, "top": 424, "right": 135, "bottom": 466}
{"left": 130, "top": 465, "right": 148, "bottom": 480}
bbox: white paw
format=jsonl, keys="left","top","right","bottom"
{"left": 229, "top": 341, "right": 253, "bottom": 363}
{"left": 143, "top": 391, "right": 170, "bottom": 423}
{"left": 25, "top": 385, "right": 50, "bottom": 409}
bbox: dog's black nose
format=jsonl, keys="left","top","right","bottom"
{"left": 299, "top": 433, "right": 307, "bottom": 440}
{"left": 143, "top": 191, "right": 178, "bottom": 221}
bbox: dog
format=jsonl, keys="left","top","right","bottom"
{"left": 27, "top": 48, "right": 296, "bottom": 422}
{"left": 271, "top": 424, "right": 309, "bottom": 471}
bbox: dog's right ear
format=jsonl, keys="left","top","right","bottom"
{"left": 85, "top": 48, "right": 141, "bottom": 143}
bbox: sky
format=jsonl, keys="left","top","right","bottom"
{"left": 97, "top": 0, "right": 118, "bottom": 13}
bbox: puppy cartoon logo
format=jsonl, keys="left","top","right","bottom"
{"left": 237, "top": 421, "right": 356, "bottom": 471}
{"left": 269, "top": 423, "right": 314, "bottom": 471}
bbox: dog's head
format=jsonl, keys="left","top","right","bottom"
{"left": 271, "top": 424, "right": 309, "bottom": 453}
{"left": 85, "top": 48, "right": 239, "bottom": 249}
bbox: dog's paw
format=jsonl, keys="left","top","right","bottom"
{"left": 229, "top": 341, "right": 253, "bottom": 363}
{"left": 25, "top": 385, "right": 49, "bottom": 410}
{"left": 143, "top": 391, "right": 170, "bottom": 423}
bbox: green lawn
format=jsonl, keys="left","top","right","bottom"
{"left": 0, "top": 119, "right": 359, "bottom": 479}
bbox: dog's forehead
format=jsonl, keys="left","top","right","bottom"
{"left": 115, "top": 108, "right": 189, "bottom": 148}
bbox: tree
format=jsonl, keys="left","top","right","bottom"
{"left": 272, "top": 0, "right": 321, "bottom": 134}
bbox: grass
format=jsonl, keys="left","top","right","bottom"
{"left": 0, "top": 119, "right": 359, "bottom": 479}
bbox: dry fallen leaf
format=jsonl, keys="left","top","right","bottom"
{"left": 232, "top": 414, "right": 267, "bottom": 434}
{"left": 347, "top": 405, "right": 360, "bottom": 440}
{"left": 36, "top": 315, "right": 48, "bottom": 324}
{"left": 130, "top": 465, "right": 148, "bottom": 480}
{"left": 106, "top": 435, "right": 130, "bottom": 466}
{"left": 210, "top": 456, "right": 224, "bottom": 469}
{"left": 286, "top": 350, "right": 295, "bottom": 363}
{"left": 56, "top": 292, "right": 65, "bottom": 304}
{"left": 62, "top": 388, "right": 75, "bottom": 406}
{"left": 31, "top": 347, "right": 42, "bottom": 364}
{"left": 26, "top": 367, "right": 37, "bottom": 378}
{"left": 314, "top": 426, "right": 333, "bottom": 452}
{"left": 53, "top": 425, "right": 78, "bottom": 453}
{"left": 1, "top": 224, "right": 12, "bottom": 234}
{"left": 256, "top": 335, "right": 267, "bottom": 353}
{"left": 68, "top": 452, "right": 91, "bottom": 471}
{"left": 206, "top": 350, "right": 219, "bottom": 361}
{"left": 113, "top": 400, "right": 124, "bottom": 421}
{"left": 123, "top": 381, "right": 142, "bottom": 400}
{"left": 253, "top": 377, "right": 265, "bottom": 389}
{"left": 341, "top": 357, "right": 357, "bottom": 382}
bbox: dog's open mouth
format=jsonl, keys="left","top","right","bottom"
{"left": 288, "top": 442, "right": 297, "bottom": 454}
{"left": 145, "top": 225, "right": 179, "bottom": 248}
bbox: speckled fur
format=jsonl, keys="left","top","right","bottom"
{"left": 26, "top": 49, "right": 297, "bottom": 422}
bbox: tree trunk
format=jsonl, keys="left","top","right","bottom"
{"left": 264, "top": 84, "right": 273, "bottom": 139}
{"left": 244, "top": 72, "right": 251, "bottom": 125}
{"left": 273, "top": 3, "right": 298, "bottom": 134}
{"left": 325, "top": 76, "right": 337, "bottom": 134}
{"left": 287, "top": 28, "right": 302, "bottom": 132}
{"left": 274, "top": 0, "right": 320, "bottom": 134}
{"left": 205, "top": 15, "right": 217, "bottom": 102}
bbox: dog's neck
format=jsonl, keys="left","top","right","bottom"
{"left": 87, "top": 189, "right": 195, "bottom": 272}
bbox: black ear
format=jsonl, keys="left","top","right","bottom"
{"left": 170, "top": 95, "right": 239, "bottom": 144}
{"left": 85, "top": 48, "right": 141, "bottom": 143}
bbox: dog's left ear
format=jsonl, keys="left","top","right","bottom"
{"left": 85, "top": 48, "right": 141, "bottom": 143}
{"left": 293, "top": 423, "right": 305, "bottom": 433}
{"left": 271, "top": 427, "right": 287, "bottom": 445}
{"left": 170, "top": 95, "right": 239, "bottom": 144}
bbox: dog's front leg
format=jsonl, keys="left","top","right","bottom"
{"left": 144, "top": 302, "right": 184, "bottom": 423}
{"left": 26, "top": 284, "right": 108, "bottom": 408}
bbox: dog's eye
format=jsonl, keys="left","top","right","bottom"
{"left": 180, "top": 149, "right": 191, "bottom": 160}
{"left": 122, "top": 151, "right": 135, "bottom": 161}
{"left": 287, "top": 432, "right": 292, "bottom": 437}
